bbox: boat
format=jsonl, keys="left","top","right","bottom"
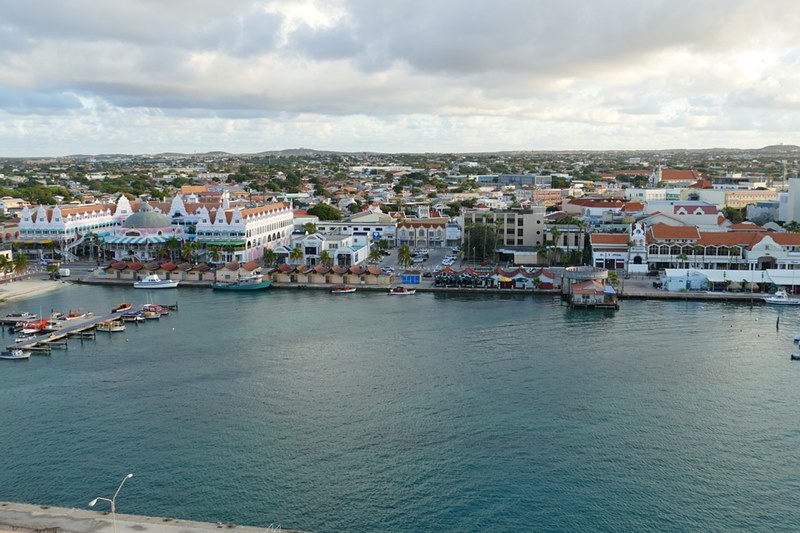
{"left": 5, "top": 312, "right": 36, "bottom": 319}
{"left": 0, "top": 349, "right": 31, "bottom": 360}
{"left": 141, "top": 304, "right": 169, "bottom": 316}
{"left": 120, "top": 311, "right": 145, "bottom": 322}
{"left": 330, "top": 285, "right": 357, "bottom": 294}
{"left": 133, "top": 274, "right": 179, "bottom": 289}
{"left": 21, "top": 318, "right": 51, "bottom": 335}
{"left": 96, "top": 319, "right": 126, "bottom": 332}
{"left": 763, "top": 289, "right": 800, "bottom": 305}
{"left": 388, "top": 286, "right": 416, "bottom": 295}
{"left": 212, "top": 274, "right": 272, "bottom": 291}
{"left": 791, "top": 354, "right": 800, "bottom": 361}
{"left": 112, "top": 302, "right": 132, "bottom": 313}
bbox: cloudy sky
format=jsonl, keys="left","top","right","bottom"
{"left": 2, "top": 0, "right": 800, "bottom": 156}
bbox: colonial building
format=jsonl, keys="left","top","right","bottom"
{"left": 17, "top": 203, "right": 117, "bottom": 261}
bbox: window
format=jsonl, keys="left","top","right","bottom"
{"left": 517, "top": 229, "right": 523, "bottom": 236}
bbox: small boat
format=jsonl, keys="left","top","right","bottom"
{"left": 0, "top": 349, "right": 31, "bottom": 360}
{"left": 141, "top": 304, "right": 169, "bottom": 316}
{"left": 112, "top": 302, "right": 132, "bottom": 313}
{"left": 791, "top": 354, "right": 800, "bottom": 361}
{"left": 21, "top": 318, "right": 51, "bottom": 335}
{"left": 5, "top": 312, "right": 36, "bottom": 319}
{"left": 96, "top": 319, "right": 126, "bottom": 332}
{"left": 212, "top": 274, "right": 272, "bottom": 291}
{"left": 330, "top": 285, "right": 357, "bottom": 294}
{"left": 763, "top": 289, "right": 800, "bottom": 305}
{"left": 133, "top": 274, "right": 179, "bottom": 289}
{"left": 388, "top": 286, "right": 416, "bottom": 295}
{"left": 120, "top": 311, "right": 145, "bottom": 322}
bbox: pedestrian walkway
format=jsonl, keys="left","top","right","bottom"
{"left": 0, "top": 502, "right": 302, "bottom": 533}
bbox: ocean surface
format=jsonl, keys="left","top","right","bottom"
{"left": 2, "top": 285, "right": 800, "bottom": 532}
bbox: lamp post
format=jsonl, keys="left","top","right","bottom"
{"left": 89, "top": 473, "right": 133, "bottom": 533}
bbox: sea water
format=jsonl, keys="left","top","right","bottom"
{"left": 2, "top": 286, "right": 800, "bottom": 532}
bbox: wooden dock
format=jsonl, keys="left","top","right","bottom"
{"left": 3, "top": 307, "right": 172, "bottom": 351}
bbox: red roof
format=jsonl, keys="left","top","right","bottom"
{"left": 661, "top": 169, "right": 702, "bottom": 181}
{"left": 591, "top": 234, "right": 630, "bottom": 245}
{"left": 649, "top": 224, "right": 701, "bottom": 240}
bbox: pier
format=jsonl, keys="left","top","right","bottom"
{"left": 1, "top": 306, "right": 175, "bottom": 352}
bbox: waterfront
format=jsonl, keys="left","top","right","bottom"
{"left": 2, "top": 286, "right": 800, "bottom": 532}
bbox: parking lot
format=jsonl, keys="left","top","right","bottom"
{"left": 372, "top": 246, "right": 460, "bottom": 277}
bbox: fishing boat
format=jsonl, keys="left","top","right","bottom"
{"left": 96, "top": 319, "right": 126, "bottom": 332}
{"left": 141, "top": 304, "right": 169, "bottom": 316}
{"left": 112, "top": 302, "right": 132, "bottom": 313}
{"left": 133, "top": 274, "right": 179, "bottom": 289}
{"left": 212, "top": 274, "right": 272, "bottom": 291}
{"left": 330, "top": 285, "right": 357, "bottom": 294}
{"left": 763, "top": 289, "right": 800, "bottom": 305}
{"left": 388, "top": 286, "right": 416, "bottom": 295}
{"left": 0, "top": 348, "right": 31, "bottom": 360}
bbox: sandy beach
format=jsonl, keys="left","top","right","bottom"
{"left": 0, "top": 277, "right": 66, "bottom": 304}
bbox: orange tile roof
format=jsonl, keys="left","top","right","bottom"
{"left": 695, "top": 232, "right": 761, "bottom": 247}
{"left": 591, "top": 234, "right": 630, "bottom": 245}
{"left": 661, "top": 169, "right": 701, "bottom": 181}
{"left": 649, "top": 223, "right": 700, "bottom": 240}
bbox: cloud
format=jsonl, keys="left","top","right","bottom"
{"left": 2, "top": 0, "right": 800, "bottom": 155}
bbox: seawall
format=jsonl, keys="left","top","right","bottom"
{"left": 0, "top": 502, "right": 303, "bottom": 533}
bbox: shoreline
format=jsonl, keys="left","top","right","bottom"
{"left": 0, "top": 501, "right": 302, "bottom": 533}
{"left": 0, "top": 278, "right": 66, "bottom": 304}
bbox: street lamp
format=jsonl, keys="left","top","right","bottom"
{"left": 89, "top": 473, "right": 133, "bottom": 533}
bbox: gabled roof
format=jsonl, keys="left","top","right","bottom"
{"left": 649, "top": 223, "right": 700, "bottom": 240}
{"left": 661, "top": 169, "right": 701, "bottom": 181}
{"left": 160, "top": 262, "right": 177, "bottom": 271}
{"left": 242, "top": 260, "right": 260, "bottom": 271}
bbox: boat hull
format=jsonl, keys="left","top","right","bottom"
{"left": 134, "top": 280, "right": 180, "bottom": 289}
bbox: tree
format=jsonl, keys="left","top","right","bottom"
{"left": 549, "top": 226, "right": 562, "bottom": 266}
{"left": 302, "top": 222, "right": 318, "bottom": 234}
{"left": 180, "top": 241, "right": 197, "bottom": 263}
{"left": 319, "top": 249, "right": 333, "bottom": 267}
{"left": 722, "top": 206, "right": 744, "bottom": 224}
{"left": 0, "top": 255, "right": 11, "bottom": 277}
{"left": 786, "top": 221, "right": 800, "bottom": 233}
{"left": 289, "top": 247, "right": 304, "bottom": 264}
{"left": 397, "top": 244, "right": 414, "bottom": 268}
{"left": 263, "top": 248, "right": 276, "bottom": 267}
{"left": 463, "top": 223, "right": 499, "bottom": 262}
{"left": 164, "top": 236, "right": 181, "bottom": 261}
{"left": 12, "top": 253, "right": 28, "bottom": 275}
{"left": 368, "top": 248, "right": 383, "bottom": 263}
{"left": 307, "top": 203, "right": 342, "bottom": 221}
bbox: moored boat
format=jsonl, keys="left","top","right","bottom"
{"left": 330, "top": 285, "right": 357, "bottom": 294}
{"left": 388, "top": 286, "right": 416, "bottom": 295}
{"left": 21, "top": 318, "right": 51, "bottom": 335}
{"left": 112, "top": 302, "right": 133, "bottom": 313}
{"left": 0, "top": 348, "right": 31, "bottom": 360}
{"left": 791, "top": 353, "right": 800, "bottom": 361}
{"left": 120, "top": 311, "right": 145, "bottom": 322}
{"left": 763, "top": 289, "right": 800, "bottom": 305}
{"left": 96, "top": 319, "right": 126, "bottom": 332}
{"left": 212, "top": 274, "right": 272, "bottom": 291}
{"left": 133, "top": 274, "right": 179, "bottom": 289}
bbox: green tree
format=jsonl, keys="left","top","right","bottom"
{"left": 164, "top": 236, "right": 181, "bottom": 261}
{"left": 549, "top": 226, "right": 562, "bottom": 266}
{"left": 12, "top": 253, "right": 28, "bottom": 275}
{"left": 319, "top": 249, "right": 333, "bottom": 267}
{"left": 722, "top": 206, "right": 744, "bottom": 224}
{"left": 397, "top": 244, "right": 414, "bottom": 268}
{"left": 786, "top": 221, "right": 800, "bottom": 232}
{"left": 289, "top": 247, "right": 304, "bottom": 264}
{"left": 307, "top": 203, "right": 342, "bottom": 221}
{"left": 463, "top": 223, "right": 499, "bottom": 262}
{"left": 263, "top": 248, "right": 276, "bottom": 267}
{"left": 302, "top": 222, "right": 318, "bottom": 234}
{"left": 368, "top": 248, "right": 383, "bottom": 263}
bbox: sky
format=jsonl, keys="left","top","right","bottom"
{"left": 2, "top": 0, "right": 800, "bottom": 156}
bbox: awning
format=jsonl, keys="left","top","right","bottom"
{"left": 200, "top": 241, "right": 246, "bottom": 247}
{"left": 101, "top": 235, "right": 171, "bottom": 245}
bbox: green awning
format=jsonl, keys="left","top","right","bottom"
{"left": 201, "top": 241, "right": 246, "bottom": 247}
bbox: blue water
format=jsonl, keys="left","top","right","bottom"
{"left": 2, "top": 286, "right": 800, "bottom": 532}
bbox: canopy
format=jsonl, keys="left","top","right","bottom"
{"left": 102, "top": 235, "right": 171, "bottom": 245}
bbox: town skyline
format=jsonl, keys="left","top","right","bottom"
{"left": 3, "top": 1, "right": 800, "bottom": 156}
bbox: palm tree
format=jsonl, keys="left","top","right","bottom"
{"left": 206, "top": 245, "right": 221, "bottom": 264}
{"left": 549, "top": 226, "right": 562, "bottom": 266}
{"left": 263, "top": 248, "right": 276, "bottom": 267}
{"left": 12, "top": 253, "right": 28, "bottom": 275}
{"left": 397, "top": 244, "right": 413, "bottom": 268}
{"left": 368, "top": 248, "right": 382, "bottom": 263}
{"left": 0, "top": 255, "right": 12, "bottom": 278}
{"left": 180, "top": 241, "right": 197, "bottom": 264}
{"left": 164, "top": 236, "right": 181, "bottom": 261}
{"left": 319, "top": 249, "right": 333, "bottom": 267}
{"left": 289, "top": 246, "right": 304, "bottom": 265}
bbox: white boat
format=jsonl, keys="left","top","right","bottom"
{"left": 0, "top": 349, "right": 31, "bottom": 360}
{"left": 96, "top": 320, "right": 126, "bottom": 332}
{"left": 133, "top": 274, "right": 179, "bottom": 289}
{"left": 330, "top": 285, "right": 357, "bottom": 294}
{"left": 388, "top": 286, "right": 416, "bottom": 295}
{"left": 763, "top": 289, "right": 800, "bottom": 305}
